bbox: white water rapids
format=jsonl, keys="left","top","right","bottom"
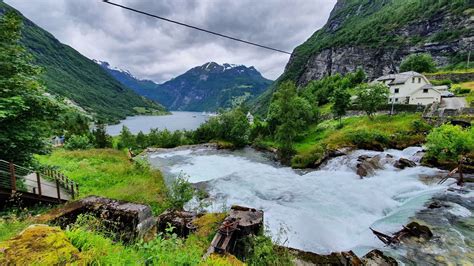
{"left": 148, "top": 146, "right": 450, "bottom": 256}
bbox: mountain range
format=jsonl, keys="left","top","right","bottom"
{"left": 97, "top": 61, "right": 273, "bottom": 111}
{"left": 0, "top": 1, "right": 167, "bottom": 123}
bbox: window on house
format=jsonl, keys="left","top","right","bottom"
{"left": 394, "top": 88, "right": 399, "bottom": 93}
{"left": 423, "top": 89, "right": 429, "bottom": 93}
{"left": 418, "top": 77, "right": 421, "bottom": 83}
{"left": 389, "top": 98, "right": 392, "bottom": 102}
{"left": 395, "top": 98, "right": 398, "bottom": 102}
{"left": 412, "top": 77, "right": 415, "bottom": 83}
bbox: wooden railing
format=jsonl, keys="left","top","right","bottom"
{"left": 42, "top": 168, "right": 79, "bottom": 199}
{"left": 0, "top": 159, "right": 79, "bottom": 202}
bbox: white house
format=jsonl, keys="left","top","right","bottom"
{"left": 246, "top": 112, "right": 254, "bottom": 124}
{"left": 374, "top": 71, "right": 446, "bottom": 105}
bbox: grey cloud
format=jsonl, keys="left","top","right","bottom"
{"left": 5, "top": 0, "right": 336, "bottom": 83}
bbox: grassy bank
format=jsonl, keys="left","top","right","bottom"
{"left": 260, "top": 113, "right": 428, "bottom": 168}
{"left": 36, "top": 149, "right": 168, "bottom": 214}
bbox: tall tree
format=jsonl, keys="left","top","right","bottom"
{"left": 92, "top": 123, "right": 112, "bottom": 148}
{"left": 356, "top": 83, "right": 389, "bottom": 119}
{"left": 0, "top": 12, "right": 58, "bottom": 164}
{"left": 268, "top": 81, "right": 313, "bottom": 163}
{"left": 331, "top": 87, "right": 351, "bottom": 124}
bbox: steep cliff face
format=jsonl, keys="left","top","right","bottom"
{"left": 284, "top": 0, "right": 473, "bottom": 86}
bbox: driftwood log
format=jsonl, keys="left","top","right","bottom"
{"left": 371, "top": 222, "right": 432, "bottom": 245}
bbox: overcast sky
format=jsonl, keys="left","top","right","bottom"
{"left": 5, "top": 0, "right": 336, "bottom": 83}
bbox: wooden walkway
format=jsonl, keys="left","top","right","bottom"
{"left": 0, "top": 159, "right": 78, "bottom": 205}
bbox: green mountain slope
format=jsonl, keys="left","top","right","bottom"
{"left": 0, "top": 1, "right": 167, "bottom": 123}
{"left": 253, "top": 0, "right": 473, "bottom": 115}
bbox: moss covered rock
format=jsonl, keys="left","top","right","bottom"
{"left": 0, "top": 224, "right": 81, "bottom": 265}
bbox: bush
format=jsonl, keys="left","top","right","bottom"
{"left": 167, "top": 173, "right": 195, "bottom": 210}
{"left": 451, "top": 84, "right": 471, "bottom": 95}
{"left": 400, "top": 53, "right": 436, "bottom": 73}
{"left": 411, "top": 120, "right": 432, "bottom": 133}
{"left": 246, "top": 235, "right": 293, "bottom": 266}
{"left": 291, "top": 145, "right": 326, "bottom": 168}
{"left": 347, "top": 130, "right": 388, "bottom": 150}
{"left": 426, "top": 125, "right": 473, "bottom": 162}
{"left": 430, "top": 79, "right": 453, "bottom": 86}
{"left": 64, "top": 135, "right": 92, "bottom": 150}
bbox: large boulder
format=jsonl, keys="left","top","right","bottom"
{"left": 0, "top": 224, "right": 82, "bottom": 265}
{"left": 37, "top": 196, "right": 156, "bottom": 242}
{"left": 394, "top": 158, "right": 416, "bottom": 169}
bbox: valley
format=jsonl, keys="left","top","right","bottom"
{"left": 0, "top": 0, "right": 473, "bottom": 265}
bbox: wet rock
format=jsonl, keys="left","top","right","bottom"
{"left": 285, "top": 247, "right": 362, "bottom": 266}
{"left": 404, "top": 222, "right": 433, "bottom": 239}
{"left": 356, "top": 155, "right": 385, "bottom": 177}
{"left": 394, "top": 158, "right": 416, "bottom": 169}
{"left": 0, "top": 224, "right": 81, "bottom": 265}
{"left": 362, "top": 249, "right": 398, "bottom": 266}
{"left": 329, "top": 147, "right": 353, "bottom": 158}
{"left": 156, "top": 210, "right": 197, "bottom": 237}
{"left": 37, "top": 196, "right": 156, "bottom": 242}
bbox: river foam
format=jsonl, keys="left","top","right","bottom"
{"left": 148, "top": 147, "right": 449, "bottom": 255}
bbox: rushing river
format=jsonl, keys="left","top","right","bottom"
{"left": 107, "top": 111, "right": 209, "bottom": 136}
{"left": 147, "top": 146, "right": 473, "bottom": 263}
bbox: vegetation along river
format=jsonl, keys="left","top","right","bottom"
{"left": 147, "top": 146, "right": 473, "bottom": 264}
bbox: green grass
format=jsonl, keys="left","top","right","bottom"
{"left": 0, "top": 218, "right": 32, "bottom": 242}
{"left": 288, "top": 113, "right": 428, "bottom": 168}
{"left": 459, "top": 81, "right": 474, "bottom": 106}
{"left": 35, "top": 149, "right": 168, "bottom": 214}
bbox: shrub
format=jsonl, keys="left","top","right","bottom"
{"left": 411, "top": 120, "right": 432, "bottom": 133}
{"left": 347, "top": 130, "right": 389, "bottom": 150}
{"left": 291, "top": 145, "right": 326, "bottom": 168}
{"left": 64, "top": 135, "right": 92, "bottom": 150}
{"left": 426, "top": 125, "right": 473, "bottom": 162}
{"left": 451, "top": 84, "right": 471, "bottom": 95}
{"left": 167, "top": 173, "right": 195, "bottom": 210}
{"left": 246, "top": 235, "right": 293, "bottom": 266}
{"left": 400, "top": 53, "right": 436, "bottom": 73}
{"left": 430, "top": 79, "right": 453, "bottom": 86}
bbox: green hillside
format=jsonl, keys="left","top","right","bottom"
{"left": 283, "top": 0, "right": 471, "bottom": 82}
{"left": 252, "top": 0, "right": 472, "bottom": 115}
{"left": 0, "top": 1, "right": 167, "bottom": 123}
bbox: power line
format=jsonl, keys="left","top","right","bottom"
{"left": 102, "top": 0, "right": 293, "bottom": 55}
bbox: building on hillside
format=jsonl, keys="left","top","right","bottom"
{"left": 246, "top": 112, "right": 254, "bottom": 124}
{"left": 373, "top": 71, "right": 447, "bottom": 105}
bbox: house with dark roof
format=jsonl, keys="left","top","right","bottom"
{"left": 374, "top": 71, "right": 446, "bottom": 105}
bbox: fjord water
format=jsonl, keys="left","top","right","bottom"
{"left": 148, "top": 147, "right": 456, "bottom": 256}
{"left": 107, "top": 111, "right": 208, "bottom": 136}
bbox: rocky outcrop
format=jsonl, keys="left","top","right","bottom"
{"left": 289, "top": 1, "right": 473, "bottom": 86}
{"left": 38, "top": 196, "right": 156, "bottom": 242}
{"left": 394, "top": 158, "right": 417, "bottom": 169}
{"left": 362, "top": 249, "right": 398, "bottom": 266}
{"left": 356, "top": 154, "right": 394, "bottom": 177}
